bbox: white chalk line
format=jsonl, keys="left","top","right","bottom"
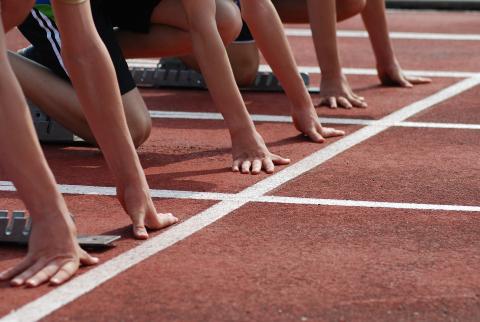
{"left": 127, "top": 59, "right": 478, "bottom": 79}
{"left": 2, "top": 75, "right": 480, "bottom": 322}
{"left": 149, "top": 110, "right": 480, "bottom": 131}
{"left": 1, "top": 181, "right": 478, "bottom": 212}
{"left": 285, "top": 28, "right": 480, "bottom": 42}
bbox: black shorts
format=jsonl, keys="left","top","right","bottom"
{"left": 108, "top": 0, "right": 162, "bottom": 33}
{"left": 17, "top": 0, "right": 162, "bottom": 95}
{"left": 233, "top": 0, "right": 254, "bottom": 43}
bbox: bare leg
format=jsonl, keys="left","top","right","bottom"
{"left": 226, "top": 42, "right": 259, "bottom": 87}
{"left": 118, "top": 0, "right": 241, "bottom": 58}
{"left": 226, "top": 0, "right": 367, "bottom": 86}
{"left": 9, "top": 52, "right": 151, "bottom": 147}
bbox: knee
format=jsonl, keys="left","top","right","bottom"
{"left": 337, "top": 0, "right": 366, "bottom": 21}
{"left": 1, "top": 0, "right": 35, "bottom": 30}
{"left": 233, "top": 61, "right": 258, "bottom": 87}
{"left": 228, "top": 45, "right": 259, "bottom": 87}
{"left": 215, "top": 0, "right": 243, "bottom": 45}
{"left": 130, "top": 112, "right": 152, "bottom": 148}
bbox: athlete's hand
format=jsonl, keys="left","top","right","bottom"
{"left": 292, "top": 106, "right": 345, "bottom": 143}
{"left": 0, "top": 215, "right": 98, "bottom": 287}
{"left": 377, "top": 60, "right": 432, "bottom": 88}
{"left": 231, "top": 131, "right": 290, "bottom": 175}
{"left": 317, "top": 73, "right": 368, "bottom": 109}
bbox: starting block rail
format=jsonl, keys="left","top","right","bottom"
{"left": 0, "top": 211, "right": 121, "bottom": 248}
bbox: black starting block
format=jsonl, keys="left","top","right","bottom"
{"left": 29, "top": 102, "right": 84, "bottom": 144}
{"left": 130, "top": 58, "right": 318, "bottom": 93}
{"left": 0, "top": 210, "right": 120, "bottom": 248}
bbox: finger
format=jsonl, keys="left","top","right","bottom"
{"left": 306, "top": 129, "right": 325, "bottom": 143}
{"left": 251, "top": 159, "right": 262, "bottom": 175}
{"left": 315, "top": 97, "right": 329, "bottom": 107}
{"left": 328, "top": 97, "right": 337, "bottom": 109}
{"left": 350, "top": 96, "right": 368, "bottom": 108}
{"left": 0, "top": 258, "right": 33, "bottom": 281}
{"left": 271, "top": 154, "right": 291, "bottom": 166}
{"left": 407, "top": 76, "right": 432, "bottom": 85}
{"left": 320, "top": 126, "right": 345, "bottom": 138}
{"left": 79, "top": 250, "right": 100, "bottom": 267}
{"left": 232, "top": 159, "right": 241, "bottom": 172}
{"left": 399, "top": 78, "right": 413, "bottom": 88}
{"left": 10, "top": 259, "right": 49, "bottom": 286}
{"left": 262, "top": 158, "right": 275, "bottom": 174}
{"left": 241, "top": 160, "right": 252, "bottom": 174}
{"left": 50, "top": 261, "right": 79, "bottom": 286}
{"left": 352, "top": 93, "right": 365, "bottom": 100}
{"left": 26, "top": 259, "right": 68, "bottom": 288}
{"left": 337, "top": 97, "right": 353, "bottom": 109}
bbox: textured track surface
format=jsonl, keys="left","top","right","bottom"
{"left": 1, "top": 9, "right": 480, "bottom": 322}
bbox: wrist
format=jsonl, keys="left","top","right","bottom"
{"left": 228, "top": 120, "right": 257, "bottom": 140}
{"left": 376, "top": 56, "right": 399, "bottom": 71}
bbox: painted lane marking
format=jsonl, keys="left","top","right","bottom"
{"left": 1, "top": 181, "right": 479, "bottom": 212}
{"left": 127, "top": 59, "right": 478, "bottom": 79}
{"left": 149, "top": 111, "right": 480, "bottom": 131}
{"left": 285, "top": 28, "right": 480, "bottom": 41}
{"left": 2, "top": 76, "right": 480, "bottom": 322}
{"left": 255, "top": 196, "right": 480, "bottom": 212}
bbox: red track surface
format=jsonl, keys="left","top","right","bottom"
{"left": 1, "top": 9, "right": 480, "bottom": 322}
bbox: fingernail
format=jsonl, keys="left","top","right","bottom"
{"left": 11, "top": 278, "right": 22, "bottom": 285}
{"left": 26, "top": 281, "right": 37, "bottom": 288}
{"left": 50, "top": 278, "right": 60, "bottom": 285}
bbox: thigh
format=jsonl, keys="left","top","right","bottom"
{"left": 1, "top": 0, "right": 34, "bottom": 31}
{"left": 150, "top": 0, "right": 230, "bottom": 31}
{"left": 149, "top": 0, "right": 189, "bottom": 31}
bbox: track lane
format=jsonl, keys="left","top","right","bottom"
{"left": 273, "top": 126, "right": 480, "bottom": 206}
{"left": 44, "top": 203, "right": 480, "bottom": 322}
{"left": 0, "top": 193, "right": 215, "bottom": 317}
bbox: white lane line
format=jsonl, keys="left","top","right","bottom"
{"left": 255, "top": 196, "right": 480, "bottom": 212}
{"left": 2, "top": 76, "right": 479, "bottom": 322}
{"left": 127, "top": 59, "right": 478, "bottom": 79}
{"left": 285, "top": 28, "right": 480, "bottom": 41}
{"left": 2, "top": 181, "right": 479, "bottom": 212}
{"left": 0, "top": 181, "right": 230, "bottom": 201}
{"left": 149, "top": 110, "right": 480, "bottom": 131}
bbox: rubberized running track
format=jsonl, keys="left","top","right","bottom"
{"left": 2, "top": 9, "right": 480, "bottom": 322}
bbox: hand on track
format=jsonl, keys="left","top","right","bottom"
{"left": 231, "top": 131, "right": 290, "bottom": 175}
{"left": 292, "top": 106, "right": 345, "bottom": 143}
{"left": 317, "top": 73, "right": 368, "bottom": 109}
{"left": 0, "top": 216, "right": 98, "bottom": 287}
{"left": 378, "top": 61, "right": 432, "bottom": 88}
{"left": 118, "top": 184, "right": 179, "bottom": 239}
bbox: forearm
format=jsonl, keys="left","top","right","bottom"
{"left": 240, "top": 0, "right": 311, "bottom": 109}
{"left": 52, "top": 1, "right": 144, "bottom": 186}
{"left": 182, "top": 0, "right": 255, "bottom": 136}
{"left": 306, "top": 0, "right": 342, "bottom": 77}
{"left": 0, "top": 60, "right": 66, "bottom": 216}
{"left": 361, "top": 0, "right": 396, "bottom": 67}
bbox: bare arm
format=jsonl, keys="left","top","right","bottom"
{"left": 305, "top": 0, "right": 366, "bottom": 109}
{"left": 181, "top": 0, "right": 290, "bottom": 174}
{"left": 240, "top": 0, "right": 344, "bottom": 140}
{"left": 51, "top": 0, "right": 177, "bottom": 238}
{"left": 361, "top": 0, "right": 431, "bottom": 87}
{"left": 0, "top": 5, "right": 97, "bottom": 287}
